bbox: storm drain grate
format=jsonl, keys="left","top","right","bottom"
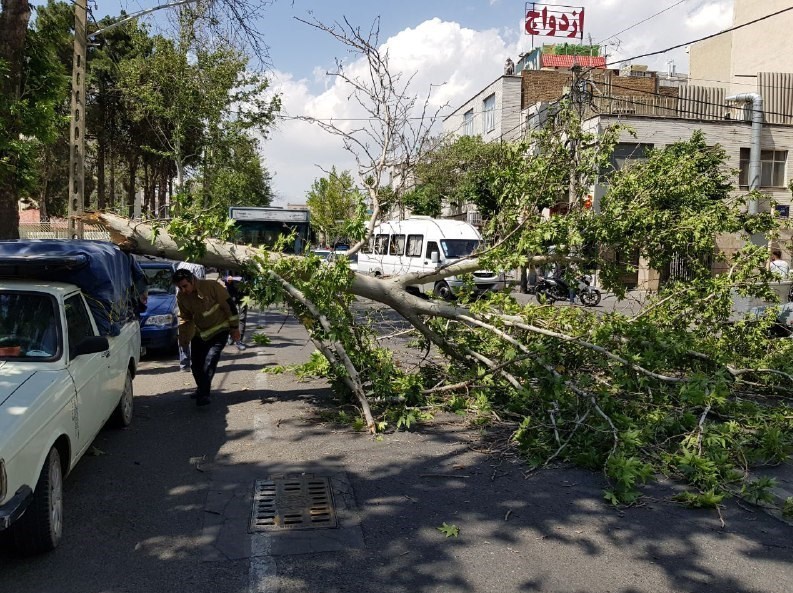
{"left": 250, "top": 475, "right": 338, "bottom": 532}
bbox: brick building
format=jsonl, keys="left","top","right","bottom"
{"left": 442, "top": 31, "right": 793, "bottom": 289}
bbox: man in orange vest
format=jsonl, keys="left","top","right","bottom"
{"left": 172, "top": 269, "right": 241, "bottom": 406}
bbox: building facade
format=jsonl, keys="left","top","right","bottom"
{"left": 690, "top": 0, "right": 793, "bottom": 97}
{"left": 442, "top": 75, "right": 524, "bottom": 144}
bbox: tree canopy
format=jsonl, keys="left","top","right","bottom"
{"left": 403, "top": 135, "right": 506, "bottom": 219}
{"left": 0, "top": 1, "right": 280, "bottom": 237}
{"left": 306, "top": 167, "right": 364, "bottom": 247}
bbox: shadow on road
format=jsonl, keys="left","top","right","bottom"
{"left": 1, "top": 308, "right": 791, "bottom": 593}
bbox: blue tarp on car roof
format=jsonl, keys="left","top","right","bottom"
{"left": 0, "top": 240, "right": 146, "bottom": 336}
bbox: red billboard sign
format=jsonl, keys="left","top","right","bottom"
{"left": 525, "top": 3, "right": 585, "bottom": 39}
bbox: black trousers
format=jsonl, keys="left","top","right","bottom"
{"left": 190, "top": 331, "right": 229, "bottom": 400}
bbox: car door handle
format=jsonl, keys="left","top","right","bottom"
{"left": 101, "top": 350, "right": 111, "bottom": 358}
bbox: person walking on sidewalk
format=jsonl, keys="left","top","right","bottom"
{"left": 175, "top": 262, "right": 207, "bottom": 371}
{"left": 172, "top": 268, "right": 241, "bottom": 406}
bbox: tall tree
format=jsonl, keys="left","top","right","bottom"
{"left": 193, "top": 124, "right": 273, "bottom": 216}
{"left": 119, "top": 14, "right": 278, "bottom": 201}
{"left": 0, "top": 0, "right": 32, "bottom": 238}
{"left": 306, "top": 168, "right": 362, "bottom": 247}
{"left": 31, "top": 0, "right": 74, "bottom": 220}
{"left": 403, "top": 135, "right": 506, "bottom": 219}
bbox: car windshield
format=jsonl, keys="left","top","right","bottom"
{"left": 0, "top": 292, "right": 60, "bottom": 360}
{"left": 143, "top": 268, "right": 176, "bottom": 295}
{"left": 440, "top": 239, "right": 479, "bottom": 259}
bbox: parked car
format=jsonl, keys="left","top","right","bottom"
{"left": 311, "top": 249, "right": 332, "bottom": 261}
{"left": 138, "top": 260, "right": 179, "bottom": 352}
{"left": 328, "top": 250, "right": 359, "bottom": 272}
{"left": 0, "top": 241, "right": 141, "bottom": 554}
{"left": 748, "top": 302, "right": 793, "bottom": 337}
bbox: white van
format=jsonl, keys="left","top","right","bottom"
{"left": 357, "top": 216, "right": 504, "bottom": 298}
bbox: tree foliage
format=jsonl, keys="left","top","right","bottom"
{"left": 403, "top": 135, "right": 506, "bottom": 218}
{"left": 0, "top": 0, "right": 70, "bottom": 235}
{"left": 306, "top": 168, "right": 364, "bottom": 247}
{"left": 1, "top": 1, "right": 281, "bottom": 230}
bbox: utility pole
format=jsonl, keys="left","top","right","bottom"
{"left": 568, "top": 64, "right": 586, "bottom": 208}
{"left": 67, "top": 0, "right": 87, "bottom": 239}
{"left": 67, "top": 0, "right": 198, "bottom": 239}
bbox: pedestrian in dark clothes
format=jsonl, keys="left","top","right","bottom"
{"left": 172, "top": 269, "right": 240, "bottom": 406}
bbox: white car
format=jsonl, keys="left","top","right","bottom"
{"left": 0, "top": 280, "right": 140, "bottom": 554}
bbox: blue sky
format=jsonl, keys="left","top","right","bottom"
{"left": 105, "top": 1, "right": 733, "bottom": 203}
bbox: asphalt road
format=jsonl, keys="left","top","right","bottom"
{"left": 1, "top": 307, "right": 792, "bottom": 593}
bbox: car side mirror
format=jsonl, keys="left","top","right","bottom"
{"left": 74, "top": 336, "right": 109, "bottom": 357}
{"left": 430, "top": 251, "right": 439, "bottom": 264}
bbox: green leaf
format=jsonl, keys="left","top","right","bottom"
{"left": 437, "top": 522, "right": 460, "bottom": 538}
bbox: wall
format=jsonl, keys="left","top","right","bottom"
{"left": 688, "top": 34, "right": 733, "bottom": 89}
{"left": 443, "top": 76, "right": 524, "bottom": 142}
{"left": 731, "top": 0, "right": 793, "bottom": 91}
{"left": 521, "top": 70, "right": 573, "bottom": 108}
{"left": 689, "top": 0, "right": 793, "bottom": 94}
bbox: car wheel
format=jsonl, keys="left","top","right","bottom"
{"left": 10, "top": 447, "right": 63, "bottom": 554}
{"left": 434, "top": 281, "right": 454, "bottom": 301}
{"left": 111, "top": 370, "right": 134, "bottom": 428}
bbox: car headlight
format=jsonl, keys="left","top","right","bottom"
{"left": 144, "top": 314, "right": 175, "bottom": 327}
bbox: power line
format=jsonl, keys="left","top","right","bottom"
{"left": 605, "top": 80, "right": 793, "bottom": 120}
{"left": 685, "top": 75, "right": 793, "bottom": 93}
{"left": 606, "top": 5, "right": 793, "bottom": 67}
{"left": 597, "top": 0, "right": 689, "bottom": 46}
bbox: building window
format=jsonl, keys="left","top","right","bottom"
{"left": 610, "top": 143, "right": 653, "bottom": 171}
{"left": 739, "top": 148, "right": 787, "bottom": 188}
{"left": 483, "top": 94, "right": 496, "bottom": 133}
{"left": 463, "top": 109, "right": 474, "bottom": 136}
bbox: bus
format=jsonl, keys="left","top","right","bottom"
{"left": 229, "top": 206, "right": 311, "bottom": 253}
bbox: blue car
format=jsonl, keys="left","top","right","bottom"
{"left": 139, "top": 261, "right": 179, "bottom": 351}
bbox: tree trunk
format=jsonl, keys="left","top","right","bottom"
{"left": 39, "top": 178, "right": 49, "bottom": 221}
{"left": 157, "top": 165, "right": 167, "bottom": 218}
{"left": 126, "top": 155, "right": 138, "bottom": 217}
{"left": 0, "top": 0, "right": 32, "bottom": 239}
{"left": 142, "top": 163, "right": 150, "bottom": 216}
{"left": 97, "top": 139, "right": 106, "bottom": 210}
{"left": 109, "top": 144, "right": 115, "bottom": 211}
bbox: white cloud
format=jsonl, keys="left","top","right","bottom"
{"left": 262, "top": 4, "right": 733, "bottom": 203}
{"left": 686, "top": 2, "right": 733, "bottom": 30}
{"left": 263, "top": 19, "right": 510, "bottom": 203}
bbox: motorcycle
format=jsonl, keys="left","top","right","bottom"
{"left": 576, "top": 274, "right": 601, "bottom": 307}
{"left": 534, "top": 276, "right": 571, "bottom": 304}
{"left": 535, "top": 274, "right": 601, "bottom": 307}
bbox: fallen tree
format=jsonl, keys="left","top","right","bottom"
{"left": 95, "top": 17, "right": 793, "bottom": 511}
{"left": 97, "top": 146, "right": 793, "bottom": 510}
